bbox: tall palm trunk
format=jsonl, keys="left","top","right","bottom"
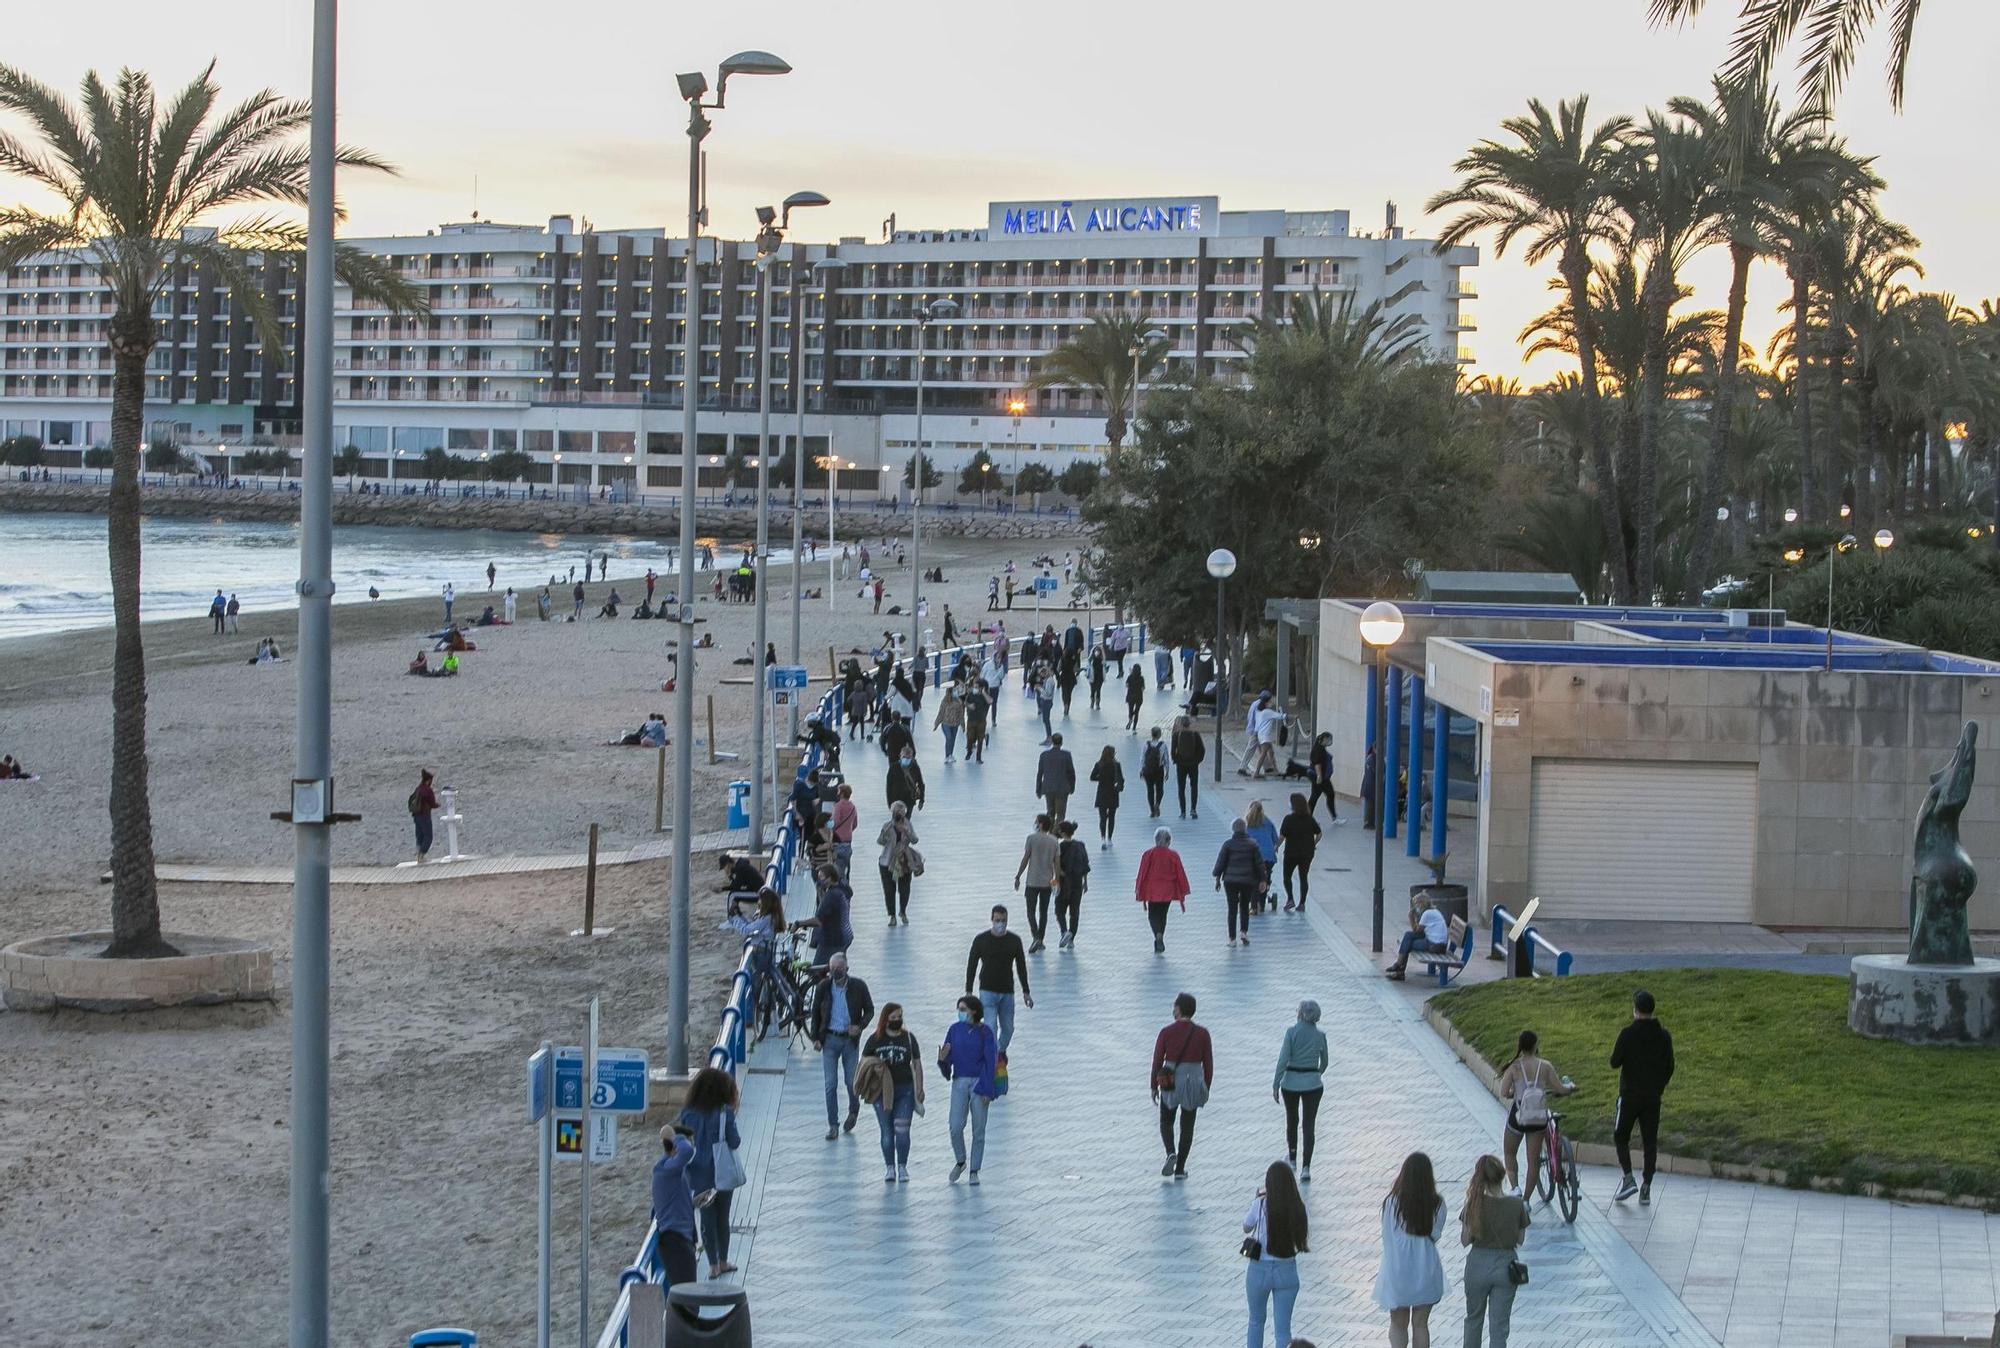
{"left": 1823, "top": 334, "right": 1847, "bottom": 517}
{"left": 1683, "top": 240, "right": 1753, "bottom": 601}
{"left": 104, "top": 313, "right": 171, "bottom": 958}
{"left": 1789, "top": 262, "right": 1817, "bottom": 517}
{"left": 1562, "top": 246, "right": 1629, "bottom": 601}
{"left": 1632, "top": 262, "right": 1674, "bottom": 602}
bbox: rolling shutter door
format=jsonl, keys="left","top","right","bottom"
{"left": 1527, "top": 759, "right": 1756, "bottom": 922}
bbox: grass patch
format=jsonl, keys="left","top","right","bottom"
{"left": 1431, "top": 969, "right": 2000, "bottom": 1204}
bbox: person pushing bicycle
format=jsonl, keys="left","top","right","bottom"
{"left": 1497, "top": 1029, "right": 1575, "bottom": 1195}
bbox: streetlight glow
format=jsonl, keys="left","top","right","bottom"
{"left": 1874, "top": 528, "right": 1894, "bottom": 551}
{"left": 1359, "top": 600, "right": 1406, "bottom": 648}
{"left": 1783, "top": 507, "right": 1798, "bottom": 524}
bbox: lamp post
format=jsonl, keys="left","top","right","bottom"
{"left": 748, "top": 191, "right": 828, "bottom": 848}
{"left": 1008, "top": 396, "right": 1026, "bottom": 509}
{"left": 669, "top": 49, "right": 791, "bottom": 1082}
{"left": 1358, "top": 600, "right": 1407, "bottom": 954}
{"left": 809, "top": 259, "right": 846, "bottom": 617}
{"left": 979, "top": 460, "right": 991, "bottom": 507}
{"left": 1206, "top": 548, "right": 1236, "bottom": 784}
{"left": 909, "top": 296, "right": 957, "bottom": 657}
{"left": 1825, "top": 533, "right": 1858, "bottom": 670}
{"left": 1126, "top": 327, "right": 1167, "bottom": 449}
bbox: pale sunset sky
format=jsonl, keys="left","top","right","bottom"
{"left": 6, "top": 0, "right": 1996, "bottom": 381}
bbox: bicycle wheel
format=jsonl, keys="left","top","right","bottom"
{"left": 1557, "top": 1138, "right": 1581, "bottom": 1224}
{"left": 1533, "top": 1145, "right": 1555, "bottom": 1203}
{"left": 751, "top": 978, "right": 774, "bottom": 1046}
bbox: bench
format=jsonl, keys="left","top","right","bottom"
{"left": 1415, "top": 916, "right": 1473, "bottom": 987}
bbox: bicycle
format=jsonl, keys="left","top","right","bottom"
{"left": 1529, "top": 1088, "right": 1583, "bottom": 1224}
{"left": 752, "top": 926, "right": 820, "bottom": 1046}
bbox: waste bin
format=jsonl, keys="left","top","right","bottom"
{"left": 664, "top": 1282, "right": 751, "bottom": 1347}
{"left": 409, "top": 1332, "right": 476, "bottom": 1348}
{"left": 726, "top": 781, "right": 751, "bottom": 830}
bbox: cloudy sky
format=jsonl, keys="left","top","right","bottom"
{"left": 5, "top": 0, "right": 1995, "bottom": 380}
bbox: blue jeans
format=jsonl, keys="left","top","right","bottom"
{"left": 875, "top": 1082, "right": 915, "bottom": 1164}
{"left": 833, "top": 841, "right": 852, "bottom": 883}
{"left": 980, "top": 991, "right": 1016, "bottom": 1053}
{"left": 942, "top": 725, "right": 959, "bottom": 758}
{"left": 1394, "top": 931, "right": 1446, "bottom": 969}
{"left": 821, "top": 1035, "right": 859, "bottom": 1126}
{"left": 1245, "top": 1255, "right": 1299, "bottom": 1347}
{"left": 1037, "top": 698, "right": 1053, "bottom": 738}
{"left": 948, "top": 1076, "right": 990, "bottom": 1170}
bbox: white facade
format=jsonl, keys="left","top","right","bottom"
{"left": 0, "top": 196, "right": 1476, "bottom": 488}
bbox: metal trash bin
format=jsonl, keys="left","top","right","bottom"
{"left": 663, "top": 1282, "right": 751, "bottom": 1347}
{"left": 409, "top": 1331, "right": 477, "bottom": 1348}
{"left": 726, "top": 781, "right": 751, "bottom": 830}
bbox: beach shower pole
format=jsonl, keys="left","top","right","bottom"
{"left": 291, "top": 1, "right": 337, "bottom": 1344}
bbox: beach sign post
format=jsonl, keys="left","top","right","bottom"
{"left": 527, "top": 1043, "right": 554, "bottom": 1348}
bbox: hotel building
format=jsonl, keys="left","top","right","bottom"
{"left": 0, "top": 195, "right": 1476, "bottom": 490}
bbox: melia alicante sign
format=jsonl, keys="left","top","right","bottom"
{"left": 989, "top": 196, "right": 1220, "bottom": 239}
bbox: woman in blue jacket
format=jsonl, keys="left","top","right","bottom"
{"left": 938, "top": 995, "right": 1001, "bottom": 1185}
{"left": 1243, "top": 800, "right": 1279, "bottom": 915}
{"left": 677, "top": 1066, "right": 743, "bottom": 1278}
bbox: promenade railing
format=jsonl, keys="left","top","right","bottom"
{"left": 1488, "top": 904, "right": 1575, "bottom": 978}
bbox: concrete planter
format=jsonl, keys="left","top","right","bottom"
{"left": 0, "top": 932, "right": 274, "bottom": 1012}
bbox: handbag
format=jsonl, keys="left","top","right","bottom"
{"left": 905, "top": 845, "right": 926, "bottom": 877}
{"left": 1508, "top": 1259, "right": 1530, "bottom": 1286}
{"left": 1240, "top": 1237, "right": 1263, "bottom": 1260}
{"left": 711, "top": 1129, "right": 748, "bottom": 1192}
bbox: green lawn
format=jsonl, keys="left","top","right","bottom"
{"left": 1431, "top": 969, "right": 2000, "bottom": 1204}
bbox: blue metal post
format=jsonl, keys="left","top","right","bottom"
{"left": 1430, "top": 699, "right": 1449, "bottom": 862}
{"left": 1384, "top": 669, "right": 1402, "bottom": 841}
{"left": 1405, "top": 676, "right": 1425, "bottom": 857}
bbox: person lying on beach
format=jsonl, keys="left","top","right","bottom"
{"left": 694, "top": 632, "right": 716, "bottom": 649}
{"left": 0, "top": 754, "right": 31, "bottom": 780}
{"left": 474, "top": 605, "right": 503, "bottom": 627}
{"left": 434, "top": 627, "right": 477, "bottom": 653}
{"left": 611, "top": 713, "right": 668, "bottom": 748}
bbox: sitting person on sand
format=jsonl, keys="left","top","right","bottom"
{"left": 717, "top": 852, "right": 764, "bottom": 895}
{"left": 475, "top": 605, "right": 499, "bottom": 627}
{"left": 439, "top": 651, "right": 461, "bottom": 676}
{"left": 408, "top": 650, "right": 432, "bottom": 676}
{"left": 435, "top": 627, "right": 476, "bottom": 653}
{"left": 613, "top": 712, "right": 669, "bottom": 747}
{"left": 598, "top": 589, "right": 622, "bottom": 619}
{"left": 0, "top": 753, "right": 28, "bottom": 780}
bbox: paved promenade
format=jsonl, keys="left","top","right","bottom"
{"left": 723, "top": 679, "right": 1998, "bottom": 1347}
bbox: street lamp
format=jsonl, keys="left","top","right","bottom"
{"left": 909, "top": 296, "right": 958, "bottom": 658}
{"left": 1127, "top": 326, "right": 1167, "bottom": 449}
{"left": 811, "top": 258, "right": 848, "bottom": 621}
{"left": 1206, "top": 548, "right": 1236, "bottom": 784}
{"left": 1874, "top": 527, "right": 1895, "bottom": 552}
{"left": 980, "top": 459, "right": 992, "bottom": 508}
{"left": 748, "top": 191, "right": 829, "bottom": 841}
{"left": 1358, "top": 600, "right": 1406, "bottom": 953}
{"left": 1782, "top": 507, "right": 1798, "bottom": 524}
{"left": 669, "top": 48, "right": 791, "bottom": 1082}
{"left": 1825, "top": 533, "right": 1858, "bottom": 670}
{"left": 1008, "top": 396, "right": 1026, "bottom": 509}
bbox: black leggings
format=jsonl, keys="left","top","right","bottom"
{"left": 1282, "top": 1086, "right": 1323, "bottom": 1166}
{"left": 1126, "top": 701, "right": 1142, "bottom": 730}
{"left": 1615, "top": 1094, "right": 1662, "bottom": 1182}
{"left": 1098, "top": 805, "right": 1118, "bottom": 839}
{"left": 879, "top": 866, "right": 911, "bottom": 918}
{"left": 1175, "top": 765, "right": 1199, "bottom": 814}
{"left": 1144, "top": 775, "right": 1165, "bottom": 816}
{"left": 1224, "top": 882, "right": 1255, "bottom": 939}
{"left": 1159, "top": 1104, "right": 1196, "bottom": 1168}
{"left": 1282, "top": 853, "right": 1312, "bottom": 903}
{"left": 1308, "top": 778, "right": 1338, "bottom": 822}
{"left": 1025, "top": 885, "right": 1053, "bottom": 941}
{"left": 1055, "top": 888, "right": 1081, "bottom": 937}
{"left": 1147, "top": 902, "right": 1170, "bottom": 940}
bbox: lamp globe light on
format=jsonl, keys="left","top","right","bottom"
{"left": 1359, "top": 600, "right": 1406, "bottom": 648}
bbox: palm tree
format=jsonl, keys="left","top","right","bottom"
{"left": 1609, "top": 108, "right": 1722, "bottom": 600}
{"left": 1672, "top": 79, "right": 1836, "bottom": 599}
{"left": 1429, "top": 96, "right": 1635, "bottom": 598}
{"left": 0, "top": 63, "right": 421, "bottom": 957}
{"left": 1027, "top": 311, "right": 1171, "bottom": 450}
{"left": 1647, "top": 0, "right": 1928, "bottom": 111}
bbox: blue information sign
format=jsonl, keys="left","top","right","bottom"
{"left": 554, "top": 1047, "right": 650, "bottom": 1114}
{"left": 527, "top": 1046, "right": 553, "bottom": 1124}
{"left": 1034, "top": 576, "right": 1061, "bottom": 595}
{"left": 769, "top": 665, "right": 809, "bottom": 691}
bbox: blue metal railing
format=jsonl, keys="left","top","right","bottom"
{"left": 1489, "top": 904, "right": 1575, "bottom": 978}
{"left": 593, "top": 680, "right": 846, "bottom": 1348}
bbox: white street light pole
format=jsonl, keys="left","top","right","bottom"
{"left": 668, "top": 50, "right": 790, "bottom": 1078}
{"left": 909, "top": 297, "right": 957, "bottom": 658}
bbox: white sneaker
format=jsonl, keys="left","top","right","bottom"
{"left": 897, "top": 1164, "right": 909, "bottom": 1183}
{"left": 968, "top": 1170, "right": 980, "bottom": 1186}
{"left": 885, "top": 1165, "right": 897, "bottom": 1183}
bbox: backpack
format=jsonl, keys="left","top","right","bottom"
{"left": 407, "top": 789, "right": 423, "bottom": 816}
{"left": 1512, "top": 1059, "right": 1551, "bottom": 1127}
{"left": 1143, "top": 740, "right": 1167, "bottom": 777}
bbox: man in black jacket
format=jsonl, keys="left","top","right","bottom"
{"left": 1036, "top": 732, "right": 1076, "bottom": 822}
{"left": 965, "top": 904, "right": 1033, "bottom": 1053}
{"left": 809, "top": 952, "right": 874, "bottom": 1141}
{"left": 1610, "top": 988, "right": 1676, "bottom": 1204}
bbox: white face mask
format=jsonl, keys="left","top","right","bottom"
{"left": 991, "top": 921, "right": 1006, "bottom": 937}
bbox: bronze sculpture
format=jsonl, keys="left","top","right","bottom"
{"left": 1909, "top": 721, "right": 1978, "bottom": 966}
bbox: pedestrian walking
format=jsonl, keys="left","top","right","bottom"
{"left": 1154, "top": 642, "right": 1174, "bottom": 691}
{"left": 650, "top": 1123, "right": 706, "bottom": 1288}
{"left": 1272, "top": 1000, "right": 1328, "bottom": 1182}
{"left": 1108, "top": 623, "right": 1130, "bottom": 673}
{"left": 1032, "top": 662, "right": 1057, "bottom": 742}
{"left": 885, "top": 747, "right": 925, "bottom": 818}
{"left": 965, "top": 904, "right": 1032, "bottom": 1053}
{"left": 1151, "top": 991, "right": 1212, "bottom": 1179}
{"left": 209, "top": 590, "right": 227, "bottom": 634}
{"left": 942, "top": 604, "right": 959, "bottom": 648}
{"left": 442, "top": 581, "right": 455, "bottom": 624}
{"left": 1088, "top": 643, "right": 1107, "bottom": 710}
{"left": 987, "top": 575, "right": 1001, "bottom": 611}
{"left": 1213, "top": 818, "right": 1268, "bottom": 946}
{"left": 1460, "top": 1154, "right": 1529, "bottom": 1348}
{"left": 872, "top": 577, "right": 884, "bottom": 613}
{"left": 940, "top": 995, "right": 1000, "bottom": 1184}
{"left": 1610, "top": 989, "right": 1675, "bottom": 1205}
{"left": 1139, "top": 726, "right": 1170, "bottom": 818}
{"left": 933, "top": 683, "right": 966, "bottom": 762}
{"left": 1135, "top": 826, "right": 1191, "bottom": 953}
{"left": 846, "top": 679, "right": 873, "bottom": 742}
{"left": 1090, "top": 745, "right": 1126, "bottom": 847}
{"left": 1244, "top": 800, "right": 1278, "bottom": 913}
{"left": 1252, "top": 698, "right": 1285, "bottom": 778}
{"left": 408, "top": 768, "right": 438, "bottom": 863}
{"left": 503, "top": 587, "right": 516, "bottom": 623}
{"left": 861, "top": 1003, "right": 923, "bottom": 1183}
{"left": 1054, "top": 819, "right": 1090, "bottom": 949}
{"left": 1124, "top": 663, "right": 1146, "bottom": 732}
{"left": 830, "top": 783, "right": 858, "bottom": 883}
{"left": 571, "top": 580, "right": 585, "bottom": 619}
{"left": 1278, "top": 794, "right": 1322, "bottom": 912}
{"left": 677, "top": 1067, "right": 743, "bottom": 1278}
{"left": 485, "top": 561, "right": 496, "bottom": 590}
{"left": 645, "top": 567, "right": 657, "bottom": 606}
{"left": 1499, "top": 1030, "right": 1575, "bottom": 1194}
{"left": 961, "top": 679, "right": 990, "bottom": 763}
{"left": 1171, "top": 715, "right": 1206, "bottom": 819}
{"left": 1035, "top": 732, "right": 1076, "bottom": 822}
{"left": 1244, "top": 1159, "right": 1310, "bottom": 1348}
{"left": 808, "top": 952, "right": 872, "bottom": 1140}
{"left": 876, "top": 800, "right": 920, "bottom": 925}
{"left": 1013, "top": 814, "right": 1061, "bottom": 953}
{"left": 225, "top": 593, "right": 241, "bottom": 633}
{"left": 980, "top": 650, "right": 1006, "bottom": 727}
{"left": 1374, "top": 1151, "right": 1446, "bottom": 1348}
{"left": 1307, "top": 731, "right": 1341, "bottom": 826}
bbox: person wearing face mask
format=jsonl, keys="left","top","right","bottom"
{"left": 886, "top": 744, "right": 926, "bottom": 818}
{"left": 965, "top": 904, "right": 1033, "bottom": 1053}
{"left": 1012, "top": 813, "right": 1061, "bottom": 953}
{"left": 876, "top": 800, "right": 921, "bottom": 926}
{"left": 939, "top": 995, "right": 1001, "bottom": 1184}
{"left": 807, "top": 952, "right": 873, "bottom": 1141}
{"left": 861, "top": 1002, "right": 924, "bottom": 1183}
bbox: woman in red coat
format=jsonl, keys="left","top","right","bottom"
{"left": 1134, "top": 826, "right": 1192, "bottom": 954}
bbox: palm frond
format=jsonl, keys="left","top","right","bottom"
{"left": 0, "top": 206, "right": 89, "bottom": 269}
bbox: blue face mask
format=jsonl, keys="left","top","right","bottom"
{"left": 957, "top": 1009, "right": 971, "bottom": 1024}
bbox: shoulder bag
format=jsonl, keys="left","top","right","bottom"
{"left": 1152, "top": 1021, "right": 1196, "bottom": 1093}
{"left": 710, "top": 1113, "right": 748, "bottom": 1191}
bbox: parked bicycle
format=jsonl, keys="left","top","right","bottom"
{"left": 752, "top": 925, "right": 820, "bottom": 1046}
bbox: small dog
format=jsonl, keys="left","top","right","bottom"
{"left": 1281, "top": 756, "right": 1311, "bottom": 780}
